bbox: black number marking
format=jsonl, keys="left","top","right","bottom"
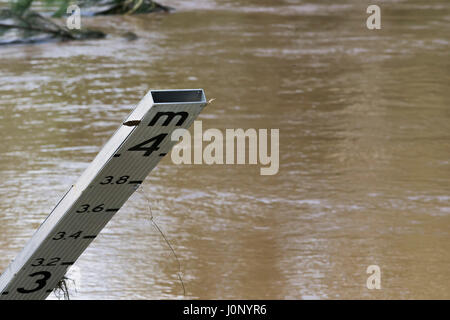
{"left": 76, "top": 204, "right": 104, "bottom": 213}
{"left": 128, "top": 133, "right": 167, "bottom": 157}
{"left": 76, "top": 204, "right": 90, "bottom": 213}
{"left": 116, "top": 176, "right": 129, "bottom": 184}
{"left": 52, "top": 231, "right": 82, "bottom": 240}
{"left": 100, "top": 175, "right": 129, "bottom": 185}
{"left": 52, "top": 232, "right": 65, "bottom": 240}
{"left": 31, "top": 258, "right": 45, "bottom": 267}
{"left": 31, "top": 257, "right": 61, "bottom": 267}
{"left": 69, "top": 231, "right": 82, "bottom": 239}
{"left": 46, "top": 257, "right": 61, "bottom": 266}
{"left": 17, "top": 271, "right": 51, "bottom": 294}
{"left": 100, "top": 176, "right": 114, "bottom": 185}
{"left": 92, "top": 204, "right": 104, "bottom": 212}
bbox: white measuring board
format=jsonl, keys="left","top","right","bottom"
{"left": 0, "top": 89, "right": 207, "bottom": 300}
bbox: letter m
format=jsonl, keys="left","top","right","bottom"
{"left": 148, "top": 112, "right": 189, "bottom": 127}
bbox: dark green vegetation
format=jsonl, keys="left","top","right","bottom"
{"left": 0, "top": 9, "right": 106, "bottom": 45}
{"left": 75, "top": 0, "right": 172, "bottom": 16}
{"left": 0, "top": 0, "right": 172, "bottom": 45}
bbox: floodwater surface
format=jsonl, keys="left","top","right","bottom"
{"left": 0, "top": 0, "right": 449, "bottom": 299}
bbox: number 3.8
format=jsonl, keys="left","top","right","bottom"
{"left": 100, "top": 176, "right": 129, "bottom": 185}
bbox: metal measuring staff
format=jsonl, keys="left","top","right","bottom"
{"left": 0, "top": 89, "right": 207, "bottom": 300}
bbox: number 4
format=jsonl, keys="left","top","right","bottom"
{"left": 128, "top": 133, "right": 167, "bottom": 156}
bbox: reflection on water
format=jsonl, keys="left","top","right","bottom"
{"left": 0, "top": 0, "right": 449, "bottom": 299}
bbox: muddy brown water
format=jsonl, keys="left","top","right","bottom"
{"left": 0, "top": 0, "right": 449, "bottom": 299}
